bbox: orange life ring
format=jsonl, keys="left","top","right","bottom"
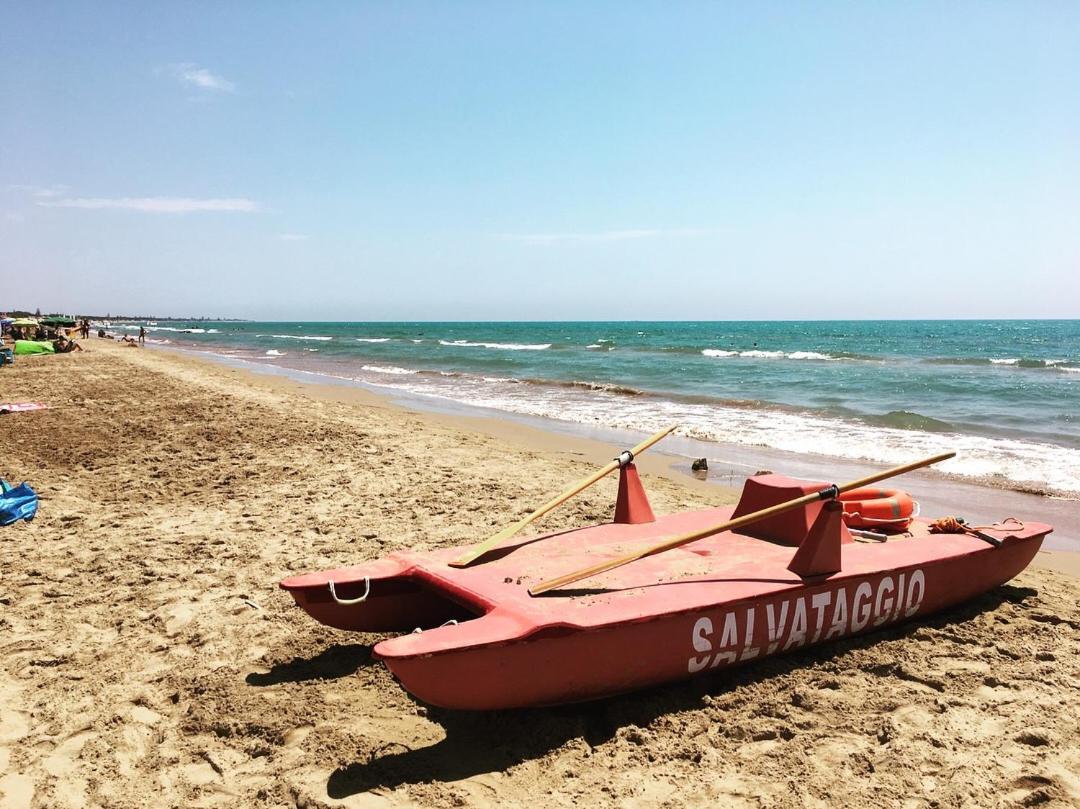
{"left": 839, "top": 488, "right": 918, "bottom": 529}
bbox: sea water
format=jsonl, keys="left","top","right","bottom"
{"left": 119, "top": 320, "right": 1080, "bottom": 495}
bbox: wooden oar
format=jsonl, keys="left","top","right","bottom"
{"left": 529, "top": 451, "right": 955, "bottom": 595}
{"left": 449, "top": 425, "right": 679, "bottom": 568}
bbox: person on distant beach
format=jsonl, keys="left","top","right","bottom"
{"left": 119, "top": 335, "right": 139, "bottom": 346}
{"left": 54, "top": 336, "right": 83, "bottom": 353}
{"left": 138, "top": 326, "right": 146, "bottom": 345}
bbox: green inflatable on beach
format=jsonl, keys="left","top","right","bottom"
{"left": 13, "top": 340, "right": 55, "bottom": 355}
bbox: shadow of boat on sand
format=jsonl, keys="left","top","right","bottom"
{"left": 324, "top": 583, "right": 1036, "bottom": 799}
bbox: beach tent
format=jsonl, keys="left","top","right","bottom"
{"left": 14, "top": 340, "right": 54, "bottom": 355}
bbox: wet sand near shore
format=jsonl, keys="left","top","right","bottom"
{"left": 1, "top": 341, "right": 1077, "bottom": 808}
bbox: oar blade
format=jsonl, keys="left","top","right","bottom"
{"left": 449, "top": 523, "right": 524, "bottom": 568}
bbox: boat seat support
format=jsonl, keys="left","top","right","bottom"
{"left": 787, "top": 500, "right": 847, "bottom": 577}
{"left": 613, "top": 462, "right": 656, "bottom": 524}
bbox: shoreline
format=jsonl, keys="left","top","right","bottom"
{"left": 151, "top": 340, "right": 1080, "bottom": 560}
{"left": 151, "top": 338, "right": 1080, "bottom": 500}
{"left": 113, "top": 318, "right": 1080, "bottom": 501}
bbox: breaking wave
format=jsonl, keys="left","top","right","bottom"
{"left": 438, "top": 339, "right": 552, "bottom": 351}
{"left": 926, "top": 357, "right": 1077, "bottom": 370}
{"left": 702, "top": 348, "right": 858, "bottom": 361}
{"left": 361, "top": 364, "right": 417, "bottom": 375}
{"left": 259, "top": 334, "right": 333, "bottom": 341}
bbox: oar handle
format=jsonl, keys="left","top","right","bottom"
{"left": 529, "top": 452, "right": 955, "bottom": 595}
{"left": 449, "top": 425, "right": 679, "bottom": 567}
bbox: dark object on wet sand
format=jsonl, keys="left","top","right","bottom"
{"left": 691, "top": 458, "right": 708, "bottom": 472}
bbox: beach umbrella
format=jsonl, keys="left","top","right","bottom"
{"left": 11, "top": 318, "right": 39, "bottom": 327}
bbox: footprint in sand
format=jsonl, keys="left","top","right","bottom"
{"left": 0, "top": 711, "right": 29, "bottom": 746}
{"left": 0, "top": 773, "right": 35, "bottom": 809}
{"left": 130, "top": 706, "right": 163, "bottom": 726}
{"left": 158, "top": 604, "right": 195, "bottom": 637}
{"left": 43, "top": 729, "right": 95, "bottom": 777}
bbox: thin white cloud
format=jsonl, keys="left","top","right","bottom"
{"left": 37, "top": 197, "right": 259, "bottom": 213}
{"left": 277, "top": 232, "right": 309, "bottom": 241}
{"left": 501, "top": 227, "right": 712, "bottom": 245}
{"left": 162, "top": 63, "right": 235, "bottom": 93}
{"left": 7, "top": 183, "right": 70, "bottom": 198}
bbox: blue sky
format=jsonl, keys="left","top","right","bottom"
{"left": 2, "top": 3, "right": 1078, "bottom": 320}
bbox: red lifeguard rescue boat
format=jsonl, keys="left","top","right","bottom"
{"left": 280, "top": 454, "right": 1051, "bottom": 710}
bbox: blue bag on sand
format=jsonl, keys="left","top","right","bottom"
{"left": 0, "top": 479, "right": 38, "bottom": 526}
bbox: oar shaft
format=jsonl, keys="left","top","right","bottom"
{"left": 449, "top": 425, "right": 678, "bottom": 567}
{"left": 529, "top": 452, "right": 955, "bottom": 595}
{"left": 524, "top": 425, "right": 679, "bottom": 523}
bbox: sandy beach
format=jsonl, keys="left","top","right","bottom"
{"left": 1, "top": 341, "right": 1078, "bottom": 808}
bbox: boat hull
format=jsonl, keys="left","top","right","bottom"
{"left": 380, "top": 534, "right": 1042, "bottom": 709}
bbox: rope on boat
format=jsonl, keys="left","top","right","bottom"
{"left": 327, "top": 577, "right": 370, "bottom": 605}
{"left": 928, "top": 516, "right": 1024, "bottom": 548}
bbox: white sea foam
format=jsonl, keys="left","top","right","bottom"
{"left": 350, "top": 372, "right": 1080, "bottom": 494}
{"left": 438, "top": 339, "right": 552, "bottom": 350}
{"left": 259, "top": 334, "right": 333, "bottom": 341}
{"left": 361, "top": 364, "right": 416, "bottom": 375}
{"left": 123, "top": 325, "right": 221, "bottom": 334}
{"left": 129, "top": 325, "right": 192, "bottom": 333}
{"left": 265, "top": 349, "right": 285, "bottom": 357}
{"left": 356, "top": 337, "right": 392, "bottom": 343}
{"left": 786, "top": 351, "right": 835, "bottom": 361}
{"left": 990, "top": 358, "right": 1019, "bottom": 365}
{"left": 738, "top": 350, "right": 786, "bottom": 358}
{"left": 703, "top": 348, "right": 842, "bottom": 361}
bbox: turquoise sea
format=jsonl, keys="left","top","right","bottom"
{"left": 116, "top": 320, "right": 1080, "bottom": 495}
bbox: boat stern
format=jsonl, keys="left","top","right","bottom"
{"left": 279, "top": 557, "right": 482, "bottom": 633}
